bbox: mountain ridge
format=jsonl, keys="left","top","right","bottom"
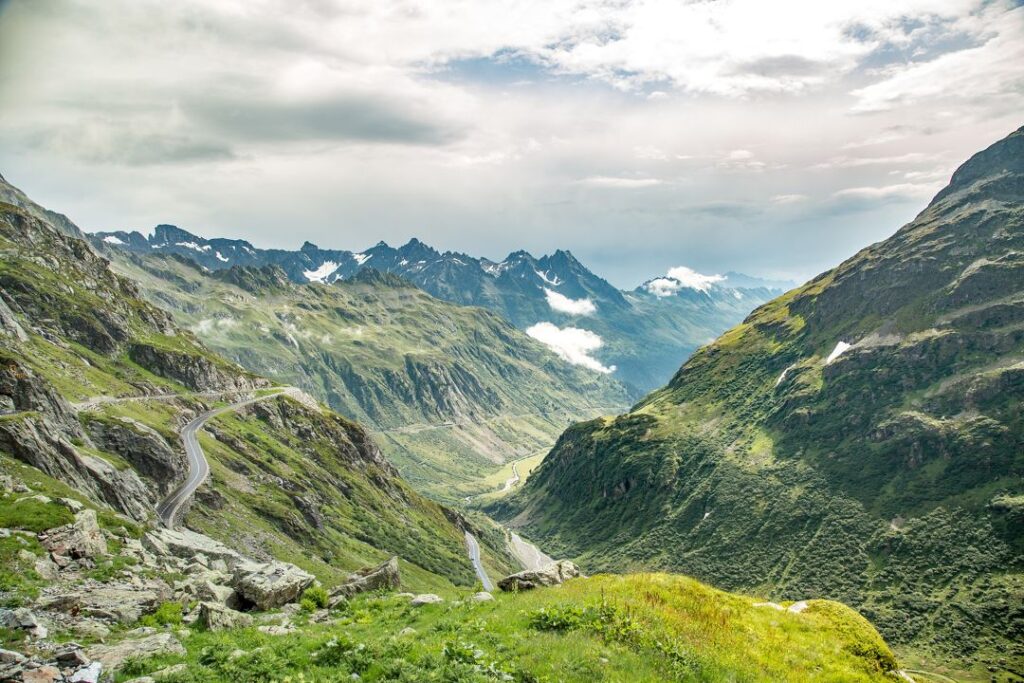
{"left": 495, "top": 126, "right": 1024, "bottom": 675}
{"left": 92, "top": 228, "right": 785, "bottom": 391}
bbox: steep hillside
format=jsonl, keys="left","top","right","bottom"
{"left": 92, "top": 249, "right": 631, "bottom": 502}
{"left": 497, "top": 127, "right": 1024, "bottom": 675}
{"left": 0, "top": 181, "right": 515, "bottom": 591}
{"left": 94, "top": 229, "right": 782, "bottom": 392}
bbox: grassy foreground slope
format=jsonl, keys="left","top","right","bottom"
{"left": 94, "top": 573, "right": 897, "bottom": 682}
{"left": 96, "top": 251, "right": 631, "bottom": 501}
{"left": 0, "top": 178, "right": 514, "bottom": 591}
{"left": 497, "top": 128, "right": 1024, "bottom": 675}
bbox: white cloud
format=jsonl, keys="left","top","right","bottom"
{"left": 832, "top": 182, "right": 941, "bottom": 200}
{"left": 645, "top": 266, "right": 726, "bottom": 296}
{"left": 526, "top": 322, "right": 615, "bottom": 373}
{"left": 576, "top": 176, "right": 664, "bottom": 188}
{"left": 544, "top": 288, "right": 596, "bottom": 315}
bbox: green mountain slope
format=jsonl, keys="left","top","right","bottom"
{"left": 496, "top": 127, "right": 1024, "bottom": 675}
{"left": 0, "top": 184, "right": 515, "bottom": 591}
{"left": 95, "top": 250, "right": 632, "bottom": 502}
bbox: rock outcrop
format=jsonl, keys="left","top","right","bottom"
{"left": 233, "top": 562, "right": 315, "bottom": 610}
{"left": 498, "top": 561, "right": 580, "bottom": 592}
{"left": 328, "top": 556, "right": 400, "bottom": 605}
{"left": 39, "top": 510, "right": 106, "bottom": 561}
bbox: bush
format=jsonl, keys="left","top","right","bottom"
{"left": 140, "top": 601, "right": 183, "bottom": 627}
{"left": 302, "top": 584, "right": 329, "bottom": 609}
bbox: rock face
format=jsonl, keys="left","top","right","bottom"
{"left": 39, "top": 509, "right": 106, "bottom": 561}
{"left": 87, "top": 633, "right": 185, "bottom": 674}
{"left": 84, "top": 417, "right": 186, "bottom": 495}
{"left": 0, "top": 608, "right": 48, "bottom": 639}
{"left": 498, "top": 561, "right": 580, "bottom": 592}
{"left": 197, "top": 601, "right": 252, "bottom": 631}
{"left": 37, "top": 579, "right": 172, "bottom": 623}
{"left": 0, "top": 359, "right": 155, "bottom": 522}
{"left": 329, "top": 556, "right": 400, "bottom": 604}
{"left": 233, "top": 561, "right": 315, "bottom": 610}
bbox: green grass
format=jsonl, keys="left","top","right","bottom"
{"left": 108, "top": 573, "right": 899, "bottom": 682}
{"left": 0, "top": 492, "right": 74, "bottom": 532}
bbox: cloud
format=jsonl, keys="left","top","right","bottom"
{"left": 544, "top": 288, "right": 596, "bottom": 315}
{"left": 644, "top": 266, "right": 725, "bottom": 296}
{"left": 832, "top": 182, "right": 942, "bottom": 199}
{"left": 575, "top": 176, "right": 664, "bottom": 188}
{"left": 771, "top": 194, "right": 808, "bottom": 204}
{"left": 814, "top": 152, "right": 939, "bottom": 169}
{"left": 526, "top": 322, "right": 615, "bottom": 373}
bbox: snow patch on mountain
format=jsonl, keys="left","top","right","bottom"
{"left": 544, "top": 288, "right": 596, "bottom": 316}
{"left": 303, "top": 261, "right": 339, "bottom": 283}
{"left": 102, "top": 235, "right": 125, "bottom": 245}
{"left": 176, "top": 241, "right": 211, "bottom": 252}
{"left": 535, "top": 270, "right": 563, "bottom": 286}
{"left": 352, "top": 253, "right": 371, "bottom": 265}
{"left": 825, "top": 341, "right": 852, "bottom": 364}
{"left": 526, "top": 322, "right": 615, "bottom": 374}
{"left": 645, "top": 266, "right": 725, "bottom": 296}
{"left": 215, "top": 251, "right": 229, "bottom": 263}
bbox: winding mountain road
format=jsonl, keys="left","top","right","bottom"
{"left": 464, "top": 531, "right": 494, "bottom": 591}
{"left": 157, "top": 390, "right": 290, "bottom": 528}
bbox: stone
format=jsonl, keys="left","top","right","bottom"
{"left": 197, "top": 602, "right": 252, "bottom": 631}
{"left": 787, "top": 601, "right": 810, "bottom": 614}
{"left": 58, "top": 497, "right": 84, "bottom": 513}
{"left": 0, "top": 607, "right": 48, "bottom": 639}
{"left": 87, "top": 633, "right": 185, "bottom": 673}
{"left": 69, "top": 661, "right": 103, "bottom": 683}
{"left": 70, "top": 620, "right": 110, "bottom": 642}
{"left": 22, "top": 665, "right": 61, "bottom": 682}
{"left": 410, "top": 594, "right": 443, "bottom": 606}
{"left": 143, "top": 528, "right": 247, "bottom": 570}
{"left": 39, "top": 509, "right": 106, "bottom": 560}
{"left": 55, "top": 644, "right": 90, "bottom": 667}
{"left": 233, "top": 561, "right": 314, "bottom": 610}
{"left": 33, "top": 555, "right": 59, "bottom": 580}
{"left": 257, "top": 623, "right": 295, "bottom": 636}
{"left": 328, "top": 557, "right": 400, "bottom": 605}
{"left": 470, "top": 591, "right": 494, "bottom": 602}
{"left": 397, "top": 627, "right": 416, "bottom": 637}
{"left": 497, "top": 561, "right": 580, "bottom": 592}
{"left": 37, "top": 580, "right": 171, "bottom": 623}
{"left": 195, "top": 580, "right": 235, "bottom": 605}
{"left": 0, "top": 648, "right": 26, "bottom": 663}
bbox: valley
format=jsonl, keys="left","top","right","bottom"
{"left": 0, "top": 130, "right": 1021, "bottom": 681}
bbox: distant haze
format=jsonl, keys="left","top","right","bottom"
{"left": 0, "top": 0, "right": 1021, "bottom": 287}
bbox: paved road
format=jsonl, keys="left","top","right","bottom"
{"left": 464, "top": 531, "right": 494, "bottom": 591}
{"left": 157, "top": 390, "right": 288, "bottom": 528}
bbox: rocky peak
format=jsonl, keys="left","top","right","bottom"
{"left": 932, "top": 125, "right": 1024, "bottom": 205}
{"left": 152, "top": 224, "right": 201, "bottom": 246}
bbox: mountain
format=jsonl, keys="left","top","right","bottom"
{"left": 0, "top": 176, "right": 515, "bottom": 591}
{"left": 93, "top": 229, "right": 784, "bottom": 392}
{"left": 494, "top": 127, "right": 1024, "bottom": 675}
{"left": 0, "top": 175, "right": 903, "bottom": 682}
{"left": 89, "top": 247, "right": 632, "bottom": 502}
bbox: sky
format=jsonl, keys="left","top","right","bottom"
{"left": 0, "top": 0, "right": 1022, "bottom": 288}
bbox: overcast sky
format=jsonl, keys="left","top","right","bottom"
{"left": 1, "top": 0, "right": 1021, "bottom": 287}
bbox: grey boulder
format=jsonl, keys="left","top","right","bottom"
{"left": 497, "top": 561, "right": 580, "bottom": 592}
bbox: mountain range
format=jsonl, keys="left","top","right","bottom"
{"left": 0, "top": 172, "right": 903, "bottom": 682}
{"left": 94, "top": 227, "right": 787, "bottom": 392}
{"left": 493, "top": 126, "right": 1024, "bottom": 675}
{"left": 89, "top": 247, "right": 631, "bottom": 502}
